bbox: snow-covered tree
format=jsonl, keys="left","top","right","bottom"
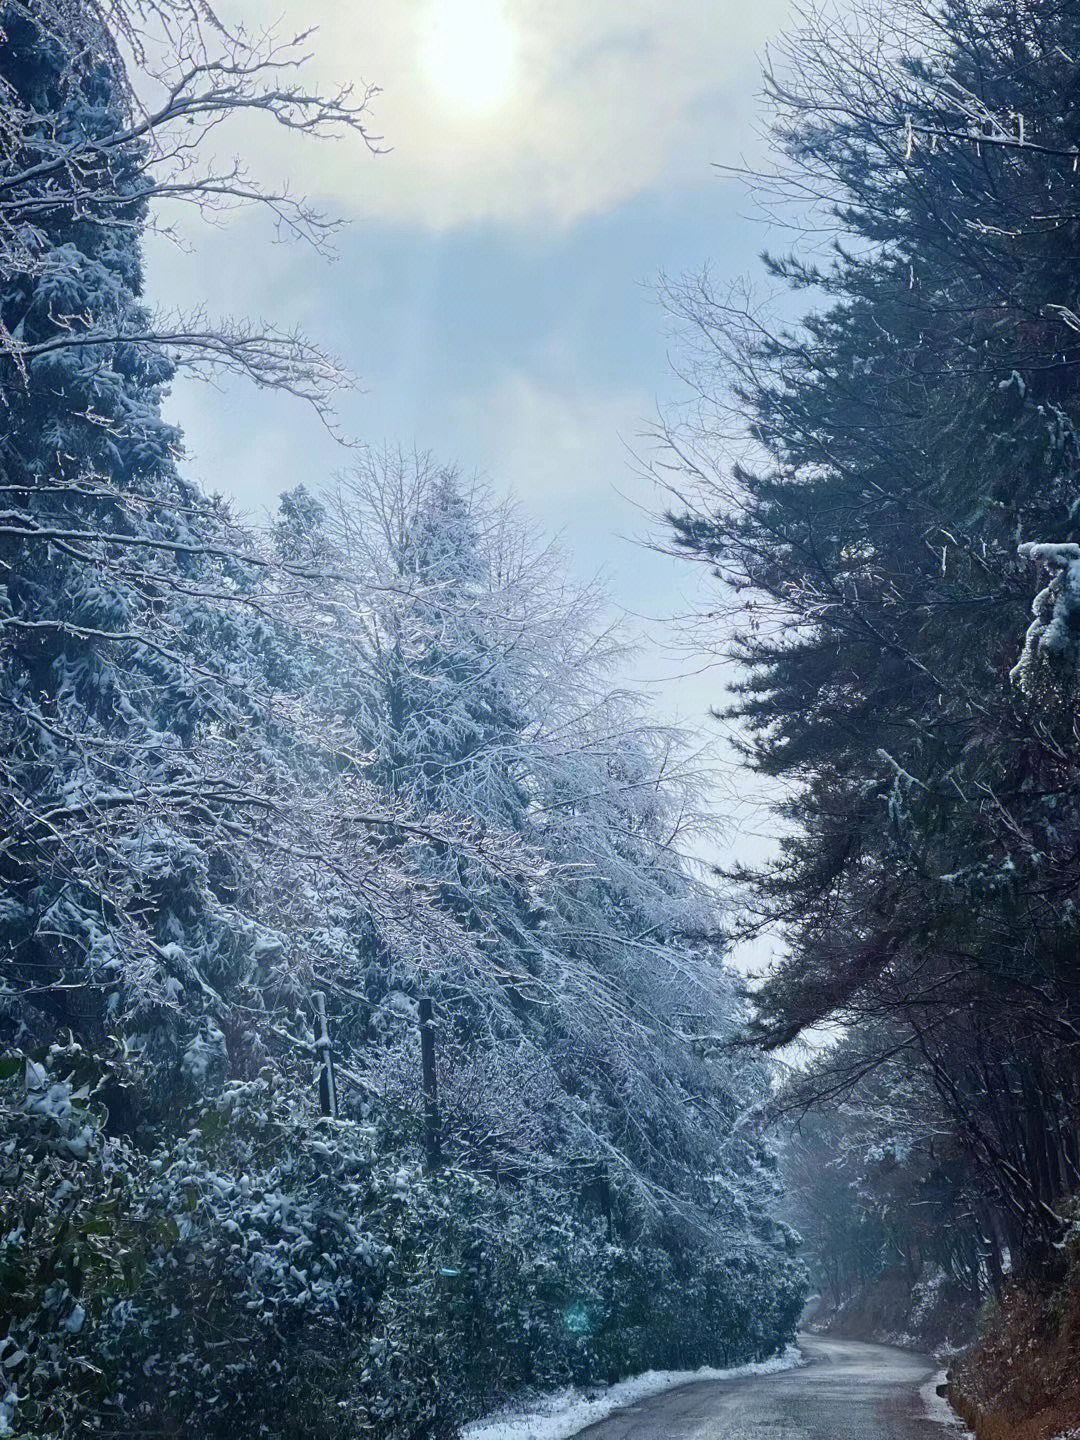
{"left": 1, "top": 0, "right": 376, "bottom": 418}
{"left": 270, "top": 455, "right": 806, "bottom": 1411}
{"left": 0, "top": 10, "right": 516, "bottom": 1436}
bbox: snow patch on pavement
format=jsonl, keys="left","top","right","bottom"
{"left": 921, "top": 1372, "right": 972, "bottom": 1434}
{"left": 462, "top": 1344, "right": 805, "bottom": 1440}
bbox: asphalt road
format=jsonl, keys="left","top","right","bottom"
{"left": 571, "top": 1336, "right": 963, "bottom": 1440}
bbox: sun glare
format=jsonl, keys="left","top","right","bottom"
{"left": 419, "top": 0, "right": 519, "bottom": 116}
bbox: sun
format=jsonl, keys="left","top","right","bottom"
{"left": 419, "top": 0, "right": 519, "bottom": 116}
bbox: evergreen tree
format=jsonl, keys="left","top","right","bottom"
{"left": 661, "top": 0, "right": 1080, "bottom": 1273}
{"left": 0, "top": 11, "right": 500, "bottom": 1436}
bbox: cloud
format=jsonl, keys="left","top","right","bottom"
{"left": 456, "top": 370, "right": 700, "bottom": 623}
{"left": 219, "top": 0, "right": 792, "bottom": 231}
{"left": 469, "top": 369, "right": 647, "bottom": 517}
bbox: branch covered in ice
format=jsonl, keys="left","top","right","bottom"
{"left": 1010, "top": 542, "right": 1080, "bottom": 699}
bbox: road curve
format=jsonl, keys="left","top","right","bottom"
{"left": 570, "top": 1335, "right": 962, "bottom": 1440}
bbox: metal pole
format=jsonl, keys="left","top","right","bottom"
{"left": 419, "top": 994, "right": 440, "bottom": 1171}
{"left": 313, "top": 990, "right": 338, "bottom": 1119}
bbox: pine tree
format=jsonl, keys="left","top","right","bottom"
{"left": 661, "top": 0, "right": 1080, "bottom": 1272}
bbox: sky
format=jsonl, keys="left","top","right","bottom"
{"left": 146, "top": 0, "right": 796, "bottom": 881}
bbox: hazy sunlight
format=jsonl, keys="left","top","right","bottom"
{"left": 418, "top": 0, "right": 519, "bottom": 114}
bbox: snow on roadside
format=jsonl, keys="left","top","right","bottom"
{"left": 462, "top": 1345, "right": 805, "bottom": 1440}
{"left": 921, "top": 1372, "right": 972, "bottom": 1435}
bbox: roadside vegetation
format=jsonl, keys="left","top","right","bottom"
{"left": 0, "top": 4, "right": 803, "bottom": 1437}
{"left": 947, "top": 1239, "right": 1080, "bottom": 1440}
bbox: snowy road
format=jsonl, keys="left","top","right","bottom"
{"left": 569, "top": 1336, "right": 962, "bottom": 1440}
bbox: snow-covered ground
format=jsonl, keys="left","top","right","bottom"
{"left": 462, "top": 1345, "right": 805, "bottom": 1440}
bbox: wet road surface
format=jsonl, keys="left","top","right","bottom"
{"left": 572, "top": 1336, "right": 963, "bottom": 1440}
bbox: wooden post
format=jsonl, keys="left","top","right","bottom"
{"left": 313, "top": 991, "right": 338, "bottom": 1119}
{"left": 419, "top": 994, "right": 440, "bottom": 1172}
